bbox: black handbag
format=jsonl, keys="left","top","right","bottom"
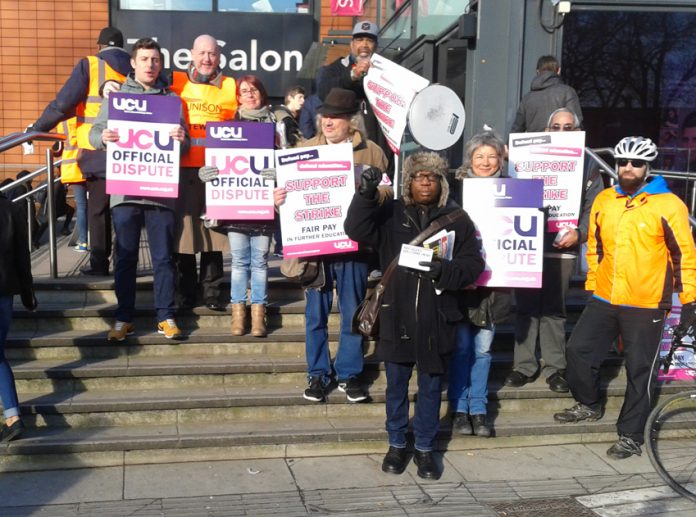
{"left": 352, "top": 210, "right": 467, "bottom": 339}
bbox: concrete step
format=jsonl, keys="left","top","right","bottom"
{"left": 8, "top": 349, "right": 630, "bottom": 387}
{"left": 1, "top": 404, "right": 685, "bottom": 473}
{"left": 14, "top": 373, "right": 688, "bottom": 428}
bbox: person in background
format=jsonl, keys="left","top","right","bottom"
{"left": 9, "top": 171, "right": 40, "bottom": 250}
{"left": 273, "top": 88, "right": 388, "bottom": 404}
{"left": 0, "top": 187, "right": 37, "bottom": 442}
{"left": 449, "top": 132, "right": 512, "bottom": 438}
{"left": 510, "top": 55, "right": 582, "bottom": 134}
{"left": 344, "top": 151, "right": 485, "bottom": 480}
{"left": 29, "top": 26, "right": 132, "bottom": 276}
{"left": 299, "top": 92, "right": 322, "bottom": 140}
{"left": 198, "top": 74, "right": 276, "bottom": 338}
{"left": 506, "top": 108, "right": 603, "bottom": 393}
{"left": 90, "top": 38, "right": 189, "bottom": 342}
{"left": 55, "top": 118, "right": 89, "bottom": 251}
{"left": 272, "top": 85, "right": 306, "bottom": 256}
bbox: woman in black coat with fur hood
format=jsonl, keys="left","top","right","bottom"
{"left": 345, "top": 151, "right": 484, "bottom": 480}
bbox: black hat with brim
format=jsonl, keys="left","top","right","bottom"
{"left": 318, "top": 88, "right": 358, "bottom": 116}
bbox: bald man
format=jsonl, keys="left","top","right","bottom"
{"left": 170, "top": 35, "right": 238, "bottom": 311}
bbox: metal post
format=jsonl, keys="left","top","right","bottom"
{"left": 45, "top": 149, "right": 58, "bottom": 278}
{"left": 25, "top": 199, "right": 33, "bottom": 253}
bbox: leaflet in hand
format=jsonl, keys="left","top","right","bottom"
{"left": 423, "top": 229, "right": 455, "bottom": 260}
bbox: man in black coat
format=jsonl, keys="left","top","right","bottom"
{"left": 345, "top": 151, "right": 484, "bottom": 480}
{"left": 0, "top": 192, "right": 37, "bottom": 442}
{"left": 315, "top": 21, "right": 393, "bottom": 172}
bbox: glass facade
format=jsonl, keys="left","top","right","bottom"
{"left": 120, "top": 0, "right": 306, "bottom": 12}
{"left": 563, "top": 10, "right": 696, "bottom": 173}
{"left": 383, "top": 0, "right": 466, "bottom": 43}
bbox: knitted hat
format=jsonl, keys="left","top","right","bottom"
{"left": 402, "top": 152, "right": 450, "bottom": 207}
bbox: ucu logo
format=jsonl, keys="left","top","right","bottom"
{"left": 492, "top": 184, "right": 506, "bottom": 197}
{"left": 113, "top": 98, "right": 148, "bottom": 112}
{"left": 333, "top": 241, "right": 355, "bottom": 250}
{"left": 211, "top": 154, "right": 271, "bottom": 175}
{"left": 210, "top": 126, "right": 243, "bottom": 140}
{"left": 501, "top": 215, "right": 538, "bottom": 237}
{"left": 114, "top": 129, "right": 174, "bottom": 151}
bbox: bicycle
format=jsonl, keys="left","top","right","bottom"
{"left": 644, "top": 328, "right": 696, "bottom": 502}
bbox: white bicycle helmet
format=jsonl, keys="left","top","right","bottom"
{"left": 613, "top": 136, "right": 658, "bottom": 162}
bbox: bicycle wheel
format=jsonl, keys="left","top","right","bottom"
{"left": 645, "top": 390, "right": 696, "bottom": 502}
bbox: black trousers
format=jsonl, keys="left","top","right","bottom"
{"left": 86, "top": 177, "right": 111, "bottom": 272}
{"left": 566, "top": 298, "right": 665, "bottom": 443}
{"left": 174, "top": 251, "right": 224, "bottom": 305}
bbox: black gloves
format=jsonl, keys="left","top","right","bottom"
{"left": 676, "top": 302, "right": 696, "bottom": 337}
{"left": 418, "top": 260, "right": 443, "bottom": 281}
{"left": 20, "top": 290, "right": 37, "bottom": 312}
{"left": 358, "top": 167, "right": 382, "bottom": 198}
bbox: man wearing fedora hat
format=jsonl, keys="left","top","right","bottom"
{"left": 274, "top": 87, "right": 388, "bottom": 404}
{"left": 315, "top": 21, "right": 392, "bottom": 169}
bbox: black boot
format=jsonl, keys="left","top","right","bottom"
{"left": 381, "top": 446, "right": 409, "bottom": 474}
{"left": 413, "top": 451, "right": 440, "bottom": 480}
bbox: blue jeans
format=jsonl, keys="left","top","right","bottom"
{"left": 305, "top": 259, "right": 367, "bottom": 383}
{"left": 385, "top": 362, "right": 442, "bottom": 452}
{"left": 71, "top": 183, "right": 88, "bottom": 244}
{"left": 112, "top": 205, "right": 176, "bottom": 323}
{"left": 448, "top": 322, "right": 495, "bottom": 415}
{"left": 228, "top": 231, "right": 270, "bottom": 305}
{"left": 0, "top": 296, "right": 20, "bottom": 419}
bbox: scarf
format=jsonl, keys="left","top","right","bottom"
{"left": 238, "top": 106, "right": 273, "bottom": 123}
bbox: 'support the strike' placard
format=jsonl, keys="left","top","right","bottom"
{"left": 204, "top": 121, "right": 275, "bottom": 220}
{"left": 276, "top": 143, "right": 357, "bottom": 258}
{"left": 106, "top": 93, "right": 181, "bottom": 198}
{"left": 462, "top": 178, "right": 544, "bottom": 288}
{"left": 364, "top": 53, "right": 429, "bottom": 154}
{"left": 507, "top": 131, "right": 585, "bottom": 232}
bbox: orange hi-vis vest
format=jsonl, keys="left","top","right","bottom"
{"left": 56, "top": 118, "right": 84, "bottom": 184}
{"left": 75, "top": 55, "right": 127, "bottom": 151}
{"left": 170, "top": 71, "right": 238, "bottom": 167}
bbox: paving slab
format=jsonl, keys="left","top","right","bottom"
{"left": 444, "top": 444, "right": 617, "bottom": 482}
{"left": 583, "top": 442, "right": 655, "bottom": 474}
{"left": 0, "top": 466, "right": 124, "bottom": 507}
{"left": 123, "top": 458, "right": 296, "bottom": 499}
{"left": 289, "top": 454, "right": 416, "bottom": 490}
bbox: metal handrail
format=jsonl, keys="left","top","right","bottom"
{"left": 0, "top": 131, "right": 66, "bottom": 278}
{"left": 587, "top": 146, "right": 696, "bottom": 228}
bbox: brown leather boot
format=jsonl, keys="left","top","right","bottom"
{"left": 230, "top": 303, "right": 246, "bottom": 336}
{"left": 251, "top": 304, "right": 267, "bottom": 337}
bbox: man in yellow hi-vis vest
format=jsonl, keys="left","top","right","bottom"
{"left": 169, "top": 34, "right": 237, "bottom": 310}
{"left": 29, "top": 27, "right": 132, "bottom": 276}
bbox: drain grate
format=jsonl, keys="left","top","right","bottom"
{"left": 492, "top": 497, "right": 597, "bottom": 516}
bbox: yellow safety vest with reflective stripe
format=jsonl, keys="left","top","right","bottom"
{"left": 170, "top": 71, "right": 238, "bottom": 167}
{"left": 56, "top": 118, "right": 85, "bottom": 184}
{"left": 75, "top": 55, "right": 127, "bottom": 151}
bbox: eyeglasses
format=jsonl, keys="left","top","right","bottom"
{"left": 239, "top": 87, "right": 259, "bottom": 96}
{"left": 548, "top": 123, "right": 576, "bottom": 132}
{"left": 616, "top": 158, "right": 647, "bottom": 168}
{"left": 413, "top": 173, "right": 438, "bottom": 183}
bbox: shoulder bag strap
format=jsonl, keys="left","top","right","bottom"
{"left": 379, "top": 209, "right": 467, "bottom": 287}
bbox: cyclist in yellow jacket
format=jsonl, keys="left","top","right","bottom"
{"left": 554, "top": 136, "right": 696, "bottom": 459}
